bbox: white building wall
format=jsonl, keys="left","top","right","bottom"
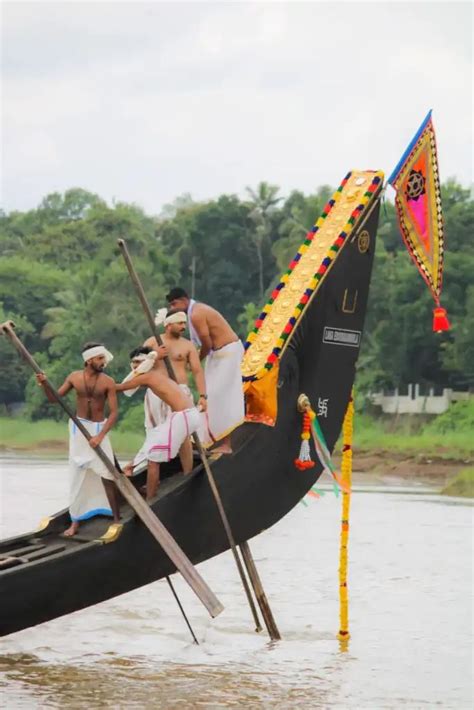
{"left": 369, "top": 385, "right": 471, "bottom": 415}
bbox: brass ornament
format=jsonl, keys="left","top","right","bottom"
{"left": 357, "top": 230, "right": 370, "bottom": 253}
{"left": 342, "top": 288, "right": 358, "bottom": 314}
{"left": 37, "top": 517, "right": 52, "bottom": 532}
{"left": 95, "top": 523, "right": 124, "bottom": 544}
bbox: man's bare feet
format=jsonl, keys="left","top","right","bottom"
{"left": 210, "top": 434, "right": 232, "bottom": 455}
{"left": 64, "top": 521, "right": 79, "bottom": 537}
{"left": 211, "top": 444, "right": 232, "bottom": 455}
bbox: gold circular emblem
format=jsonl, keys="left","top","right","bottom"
{"left": 406, "top": 169, "right": 425, "bottom": 199}
{"left": 358, "top": 230, "right": 370, "bottom": 253}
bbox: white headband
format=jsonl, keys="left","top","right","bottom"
{"left": 82, "top": 346, "right": 113, "bottom": 365}
{"left": 155, "top": 308, "right": 187, "bottom": 327}
{"left": 122, "top": 351, "right": 157, "bottom": 397}
{"left": 165, "top": 311, "right": 187, "bottom": 326}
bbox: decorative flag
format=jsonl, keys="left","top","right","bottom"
{"left": 388, "top": 110, "right": 450, "bottom": 332}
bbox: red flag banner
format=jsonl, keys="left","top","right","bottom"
{"left": 388, "top": 111, "right": 449, "bottom": 331}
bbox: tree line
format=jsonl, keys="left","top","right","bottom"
{"left": 0, "top": 180, "right": 472, "bottom": 420}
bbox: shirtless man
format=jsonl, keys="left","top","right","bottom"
{"left": 165, "top": 288, "right": 245, "bottom": 453}
{"left": 116, "top": 350, "right": 202, "bottom": 499}
{"left": 36, "top": 342, "right": 120, "bottom": 536}
{"left": 144, "top": 310, "right": 207, "bottom": 471}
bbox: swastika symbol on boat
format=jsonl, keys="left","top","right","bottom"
{"left": 317, "top": 398, "right": 329, "bottom": 418}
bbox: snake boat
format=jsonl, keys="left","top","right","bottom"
{"left": 0, "top": 170, "right": 383, "bottom": 637}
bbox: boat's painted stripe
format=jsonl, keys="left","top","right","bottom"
{"left": 71, "top": 508, "right": 113, "bottom": 522}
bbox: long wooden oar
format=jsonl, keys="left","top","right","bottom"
{"left": 166, "top": 576, "right": 199, "bottom": 644}
{"left": 117, "top": 239, "right": 263, "bottom": 633}
{"left": 0, "top": 320, "right": 223, "bottom": 620}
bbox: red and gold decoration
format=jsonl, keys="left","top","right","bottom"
{"left": 242, "top": 170, "right": 384, "bottom": 425}
{"left": 294, "top": 394, "right": 350, "bottom": 494}
{"left": 388, "top": 110, "right": 450, "bottom": 332}
{"left": 294, "top": 408, "right": 316, "bottom": 470}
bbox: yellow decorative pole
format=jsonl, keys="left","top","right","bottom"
{"left": 338, "top": 392, "right": 354, "bottom": 647}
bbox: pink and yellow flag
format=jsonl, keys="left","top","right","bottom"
{"left": 388, "top": 110, "right": 449, "bottom": 331}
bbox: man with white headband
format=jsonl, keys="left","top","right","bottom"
{"left": 143, "top": 308, "right": 207, "bottom": 471}
{"left": 121, "top": 347, "right": 167, "bottom": 477}
{"left": 165, "top": 287, "right": 244, "bottom": 454}
{"left": 116, "top": 347, "right": 202, "bottom": 499}
{"left": 36, "top": 341, "right": 120, "bottom": 536}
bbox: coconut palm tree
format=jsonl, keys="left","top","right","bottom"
{"left": 245, "top": 182, "right": 282, "bottom": 301}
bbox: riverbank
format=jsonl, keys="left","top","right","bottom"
{"left": 0, "top": 418, "right": 143, "bottom": 458}
{"left": 1, "top": 415, "right": 472, "bottom": 485}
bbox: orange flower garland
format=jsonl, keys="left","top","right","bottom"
{"left": 294, "top": 409, "right": 316, "bottom": 470}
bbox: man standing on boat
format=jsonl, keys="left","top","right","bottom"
{"left": 116, "top": 347, "right": 202, "bottom": 499}
{"left": 165, "top": 288, "right": 245, "bottom": 454}
{"left": 36, "top": 342, "right": 121, "bottom": 536}
{"left": 140, "top": 309, "right": 207, "bottom": 470}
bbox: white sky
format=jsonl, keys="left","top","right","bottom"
{"left": 1, "top": 1, "right": 472, "bottom": 214}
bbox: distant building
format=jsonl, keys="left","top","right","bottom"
{"left": 369, "top": 384, "right": 472, "bottom": 415}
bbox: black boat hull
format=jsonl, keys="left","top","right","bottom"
{"left": 0, "top": 200, "right": 381, "bottom": 637}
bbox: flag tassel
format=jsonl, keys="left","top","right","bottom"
{"left": 433, "top": 305, "right": 450, "bottom": 333}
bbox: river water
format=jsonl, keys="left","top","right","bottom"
{"left": 0, "top": 456, "right": 472, "bottom": 709}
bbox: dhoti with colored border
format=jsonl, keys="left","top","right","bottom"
{"left": 68, "top": 418, "right": 114, "bottom": 522}
{"left": 145, "top": 407, "right": 201, "bottom": 463}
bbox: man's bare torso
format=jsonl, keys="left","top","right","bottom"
{"left": 138, "top": 370, "right": 190, "bottom": 411}
{"left": 144, "top": 335, "right": 192, "bottom": 384}
{"left": 192, "top": 303, "right": 238, "bottom": 350}
{"left": 67, "top": 370, "right": 114, "bottom": 421}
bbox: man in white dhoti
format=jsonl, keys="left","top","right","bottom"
{"left": 121, "top": 337, "right": 205, "bottom": 475}
{"left": 144, "top": 309, "right": 208, "bottom": 467}
{"left": 36, "top": 342, "right": 121, "bottom": 536}
{"left": 166, "top": 288, "right": 245, "bottom": 453}
{"left": 116, "top": 356, "right": 203, "bottom": 499}
{"left": 121, "top": 348, "right": 169, "bottom": 475}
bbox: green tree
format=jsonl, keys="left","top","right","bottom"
{"left": 273, "top": 186, "right": 332, "bottom": 271}
{"left": 245, "top": 182, "right": 282, "bottom": 301}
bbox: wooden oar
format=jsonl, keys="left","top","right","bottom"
{"left": 0, "top": 320, "right": 223, "bottom": 620}
{"left": 117, "top": 238, "right": 263, "bottom": 633}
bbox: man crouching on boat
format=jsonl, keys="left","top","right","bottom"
{"left": 36, "top": 342, "right": 121, "bottom": 537}
{"left": 116, "top": 347, "right": 202, "bottom": 500}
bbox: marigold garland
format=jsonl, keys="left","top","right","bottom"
{"left": 338, "top": 393, "right": 354, "bottom": 644}
{"left": 294, "top": 409, "right": 316, "bottom": 470}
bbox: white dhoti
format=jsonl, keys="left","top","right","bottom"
{"left": 204, "top": 340, "right": 245, "bottom": 444}
{"left": 134, "top": 385, "right": 198, "bottom": 466}
{"left": 68, "top": 418, "right": 114, "bottom": 522}
{"left": 145, "top": 407, "right": 201, "bottom": 463}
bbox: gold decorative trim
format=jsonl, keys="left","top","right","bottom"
{"left": 37, "top": 516, "right": 52, "bottom": 532}
{"left": 242, "top": 170, "right": 384, "bottom": 380}
{"left": 95, "top": 523, "right": 123, "bottom": 545}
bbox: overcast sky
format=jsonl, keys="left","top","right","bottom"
{"left": 2, "top": 1, "right": 472, "bottom": 214}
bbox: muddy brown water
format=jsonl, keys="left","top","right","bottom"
{"left": 0, "top": 456, "right": 472, "bottom": 709}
